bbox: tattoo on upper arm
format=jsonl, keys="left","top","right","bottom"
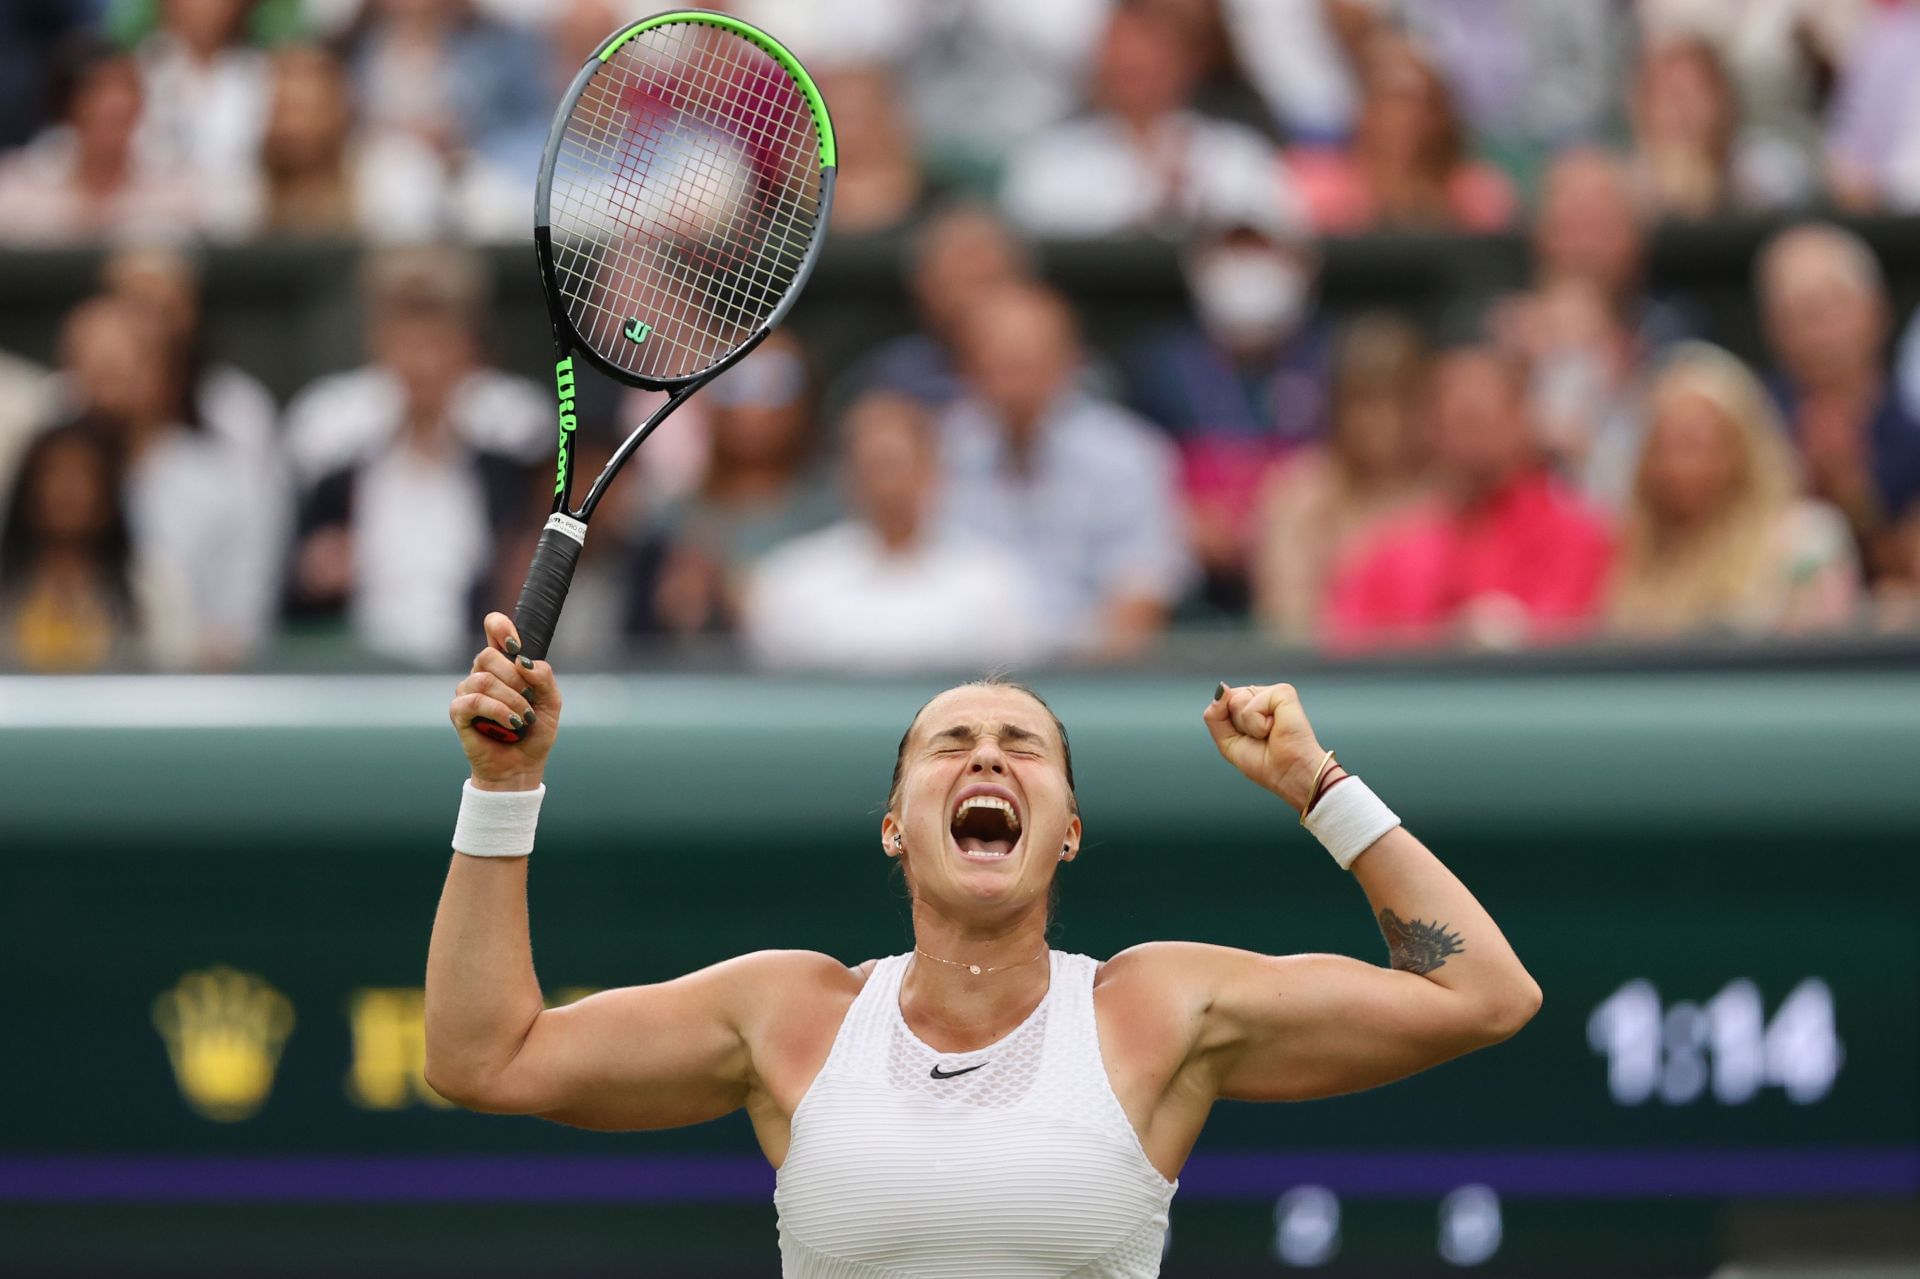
{"left": 1378, "top": 909, "right": 1464, "bottom": 975}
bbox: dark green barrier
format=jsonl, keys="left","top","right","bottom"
{"left": 4, "top": 668, "right": 1917, "bottom": 1275}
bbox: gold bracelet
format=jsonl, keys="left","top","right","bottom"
{"left": 1300, "top": 749, "right": 1338, "bottom": 825}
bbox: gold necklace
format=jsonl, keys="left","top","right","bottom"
{"left": 913, "top": 946, "right": 1048, "bottom": 976}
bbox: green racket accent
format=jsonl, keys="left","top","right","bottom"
{"left": 623, "top": 318, "right": 653, "bottom": 343}
{"left": 553, "top": 357, "right": 578, "bottom": 497}
{"left": 599, "top": 11, "right": 836, "bottom": 167}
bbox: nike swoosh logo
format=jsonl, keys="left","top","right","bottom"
{"left": 929, "top": 1062, "right": 986, "bottom": 1080}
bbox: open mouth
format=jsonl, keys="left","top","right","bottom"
{"left": 950, "top": 792, "right": 1022, "bottom": 861}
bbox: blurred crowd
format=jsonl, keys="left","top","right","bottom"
{"left": 3, "top": 0, "right": 1920, "bottom": 671}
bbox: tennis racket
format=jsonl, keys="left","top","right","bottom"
{"left": 475, "top": 9, "right": 836, "bottom": 743}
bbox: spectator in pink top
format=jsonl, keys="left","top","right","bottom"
{"left": 1324, "top": 339, "right": 1613, "bottom": 650}
{"left": 1287, "top": 31, "right": 1517, "bottom": 236}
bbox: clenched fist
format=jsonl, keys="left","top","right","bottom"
{"left": 449, "top": 612, "right": 563, "bottom": 792}
{"left": 1202, "top": 681, "right": 1341, "bottom": 814}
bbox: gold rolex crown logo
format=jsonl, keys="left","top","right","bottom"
{"left": 152, "top": 966, "right": 294, "bottom": 1122}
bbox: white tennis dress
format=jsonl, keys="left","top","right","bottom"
{"left": 774, "top": 949, "right": 1178, "bottom": 1277}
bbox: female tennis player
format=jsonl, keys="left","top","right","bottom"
{"left": 427, "top": 613, "right": 1541, "bottom": 1277}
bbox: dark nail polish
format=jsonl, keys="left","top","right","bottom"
{"left": 1213, "top": 682, "right": 1227, "bottom": 702}
{"left": 522, "top": 708, "right": 536, "bottom": 724}
{"left": 504, "top": 637, "right": 521, "bottom": 658}
{"left": 518, "top": 655, "right": 534, "bottom": 670}
{"left": 508, "top": 714, "right": 524, "bottom": 730}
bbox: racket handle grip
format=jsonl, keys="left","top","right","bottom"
{"left": 513, "top": 519, "right": 584, "bottom": 661}
{"left": 474, "top": 517, "right": 584, "bottom": 745}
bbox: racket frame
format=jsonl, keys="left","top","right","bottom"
{"left": 474, "top": 9, "right": 834, "bottom": 741}
{"left": 536, "top": 8, "right": 838, "bottom": 524}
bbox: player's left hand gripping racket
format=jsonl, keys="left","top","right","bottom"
{"left": 475, "top": 9, "right": 835, "bottom": 742}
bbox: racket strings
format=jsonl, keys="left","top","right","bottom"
{"left": 553, "top": 49, "right": 795, "bottom": 369}
{"left": 546, "top": 20, "right": 824, "bottom": 382}
{"left": 558, "top": 92, "right": 810, "bottom": 374}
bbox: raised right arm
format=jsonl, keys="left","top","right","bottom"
{"left": 424, "top": 614, "right": 789, "bottom": 1130}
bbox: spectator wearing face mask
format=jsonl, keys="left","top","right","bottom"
{"left": 1127, "top": 210, "right": 1327, "bottom": 614}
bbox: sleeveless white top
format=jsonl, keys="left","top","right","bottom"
{"left": 774, "top": 950, "right": 1178, "bottom": 1278}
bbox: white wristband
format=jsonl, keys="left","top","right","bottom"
{"left": 1302, "top": 778, "right": 1399, "bottom": 870}
{"left": 452, "top": 780, "right": 545, "bottom": 858}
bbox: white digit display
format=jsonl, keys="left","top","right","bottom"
{"left": 1659, "top": 1000, "right": 1709, "bottom": 1104}
{"left": 1586, "top": 979, "right": 1660, "bottom": 1104}
{"left": 1272, "top": 1185, "right": 1341, "bottom": 1267}
{"left": 1764, "top": 978, "right": 1844, "bottom": 1103}
{"left": 1437, "top": 1184, "right": 1502, "bottom": 1266}
{"left": 1587, "top": 978, "right": 1842, "bottom": 1106}
{"left": 1706, "top": 979, "right": 1765, "bottom": 1104}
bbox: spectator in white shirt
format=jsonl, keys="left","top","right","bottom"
{"left": 999, "top": 0, "right": 1293, "bottom": 239}
{"left": 339, "top": 0, "right": 551, "bottom": 240}
{"left": 101, "top": 244, "right": 281, "bottom": 476}
{"left": 744, "top": 391, "right": 1055, "bottom": 673}
{"left": 100, "top": 243, "right": 289, "bottom": 653}
{"left": 58, "top": 295, "right": 280, "bottom": 667}
{"left": 284, "top": 247, "right": 547, "bottom": 490}
{"left": 903, "top": 0, "right": 1111, "bottom": 182}
{"left": 938, "top": 283, "right": 1191, "bottom": 659}
{"left": 285, "top": 246, "right": 546, "bottom": 664}
{"left": 134, "top": 0, "right": 271, "bottom": 230}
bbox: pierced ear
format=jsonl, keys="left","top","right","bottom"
{"left": 1061, "top": 816, "right": 1083, "bottom": 862}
